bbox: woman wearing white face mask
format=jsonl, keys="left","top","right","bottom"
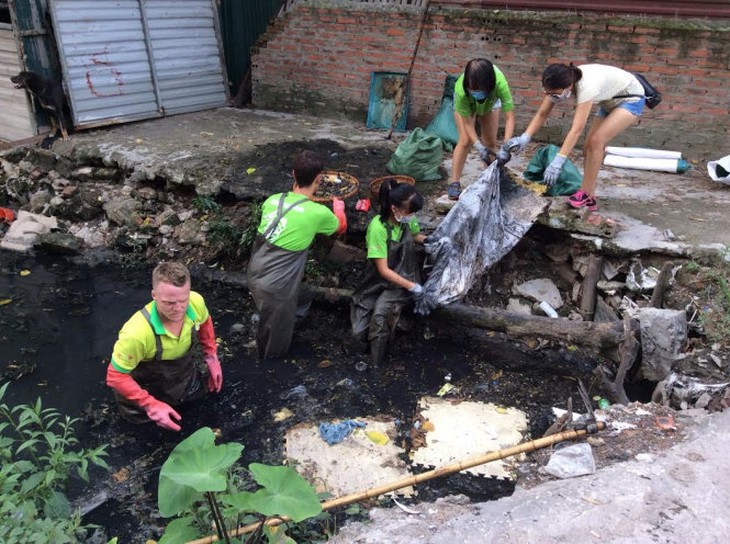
{"left": 350, "top": 179, "right": 426, "bottom": 365}
{"left": 449, "top": 58, "right": 516, "bottom": 200}
{"left": 502, "top": 63, "right": 645, "bottom": 211}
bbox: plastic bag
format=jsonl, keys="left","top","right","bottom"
{"left": 424, "top": 75, "right": 459, "bottom": 149}
{"left": 542, "top": 443, "right": 596, "bottom": 479}
{"left": 386, "top": 127, "right": 444, "bottom": 182}
{"left": 707, "top": 154, "right": 730, "bottom": 185}
{"left": 415, "top": 163, "right": 546, "bottom": 315}
{"left": 523, "top": 144, "right": 583, "bottom": 196}
{"left": 424, "top": 96, "right": 458, "bottom": 150}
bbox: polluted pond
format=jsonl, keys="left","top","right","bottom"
{"left": 1, "top": 249, "right": 618, "bottom": 543}
{"left": 3, "top": 241, "right": 717, "bottom": 542}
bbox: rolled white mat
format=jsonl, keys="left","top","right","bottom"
{"left": 603, "top": 154, "right": 688, "bottom": 173}
{"left": 605, "top": 146, "right": 682, "bottom": 160}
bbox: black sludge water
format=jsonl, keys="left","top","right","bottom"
{"left": 0, "top": 251, "right": 595, "bottom": 541}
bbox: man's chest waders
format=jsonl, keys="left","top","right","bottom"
{"left": 115, "top": 307, "right": 205, "bottom": 422}
{"left": 350, "top": 223, "right": 421, "bottom": 365}
{"left": 247, "top": 193, "right": 310, "bottom": 359}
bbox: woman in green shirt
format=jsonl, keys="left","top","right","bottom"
{"left": 351, "top": 179, "right": 426, "bottom": 365}
{"left": 450, "top": 58, "right": 516, "bottom": 200}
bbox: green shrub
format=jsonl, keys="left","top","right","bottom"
{"left": 0, "top": 383, "right": 109, "bottom": 543}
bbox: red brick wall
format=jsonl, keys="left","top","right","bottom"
{"left": 251, "top": 5, "right": 730, "bottom": 158}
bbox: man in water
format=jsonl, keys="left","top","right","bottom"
{"left": 106, "top": 262, "right": 223, "bottom": 431}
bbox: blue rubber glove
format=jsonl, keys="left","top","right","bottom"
{"left": 544, "top": 154, "right": 567, "bottom": 187}
{"left": 474, "top": 141, "right": 491, "bottom": 162}
{"left": 504, "top": 132, "right": 531, "bottom": 154}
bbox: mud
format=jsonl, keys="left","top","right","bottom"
{"left": 0, "top": 251, "right": 598, "bottom": 541}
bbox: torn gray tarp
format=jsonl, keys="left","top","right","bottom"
{"left": 415, "top": 163, "right": 548, "bottom": 315}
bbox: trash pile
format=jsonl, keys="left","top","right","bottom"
{"left": 415, "top": 162, "right": 546, "bottom": 314}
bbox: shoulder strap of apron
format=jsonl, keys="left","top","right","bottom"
{"left": 140, "top": 307, "right": 163, "bottom": 362}
{"left": 384, "top": 223, "right": 393, "bottom": 253}
{"left": 261, "top": 193, "right": 310, "bottom": 240}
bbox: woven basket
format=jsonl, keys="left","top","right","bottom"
{"left": 312, "top": 170, "right": 360, "bottom": 203}
{"left": 369, "top": 175, "right": 416, "bottom": 201}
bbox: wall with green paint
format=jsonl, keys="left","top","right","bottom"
{"left": 218, "top": 0, "right": 283, "bottom": 102}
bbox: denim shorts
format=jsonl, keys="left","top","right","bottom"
{"left": 596, "top": 97, "right": 645, "bottom": 118}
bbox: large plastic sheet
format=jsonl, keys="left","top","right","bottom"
{"left": 415, "top": 163, "right": 547, "bottom": 315}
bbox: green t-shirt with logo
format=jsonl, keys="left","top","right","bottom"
{"left": 257, "top": 192, "right": 339, "bottom": 251}
{"left": 366, "top": 215, "right": 420, "bottom": 259}
{"left": 454, "top": 65, "right": 514, "bottom": 117}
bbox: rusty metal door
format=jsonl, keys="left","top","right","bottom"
{"left": 49, "top": 0, "right": 228, "bottom": 129}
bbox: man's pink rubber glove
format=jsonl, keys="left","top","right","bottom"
{"left": 143, "top": 398, "right": 182, "bottom": 431}
{"left": 106, "top": 365, "right": 182, "bottom": 431}
{"left": 198, "top": 316, "right": 223, "bottom": 393}
{"left": 204, "top": 354, "right": 223, "bottom": 393}
{"left": 332, "top": 198, "right": 347, "bottom": 235}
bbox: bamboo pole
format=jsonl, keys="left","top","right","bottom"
{"left": 186, "top": 422, "right": 606, "bottom": 544}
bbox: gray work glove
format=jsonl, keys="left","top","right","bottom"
{"left": 504, "top": 132, "right": 532, "bottom": 154}
{"left": 544, "top": 154, "right": 567, "bottom": 187}
{"left": 496, "top": 144, "right": 512, "bottom": 165}
{"left": 474, "top": 141, "right": 491, "bottom": 163}
{"left": 409, "top": 283, "right": 424, "bottom": 296}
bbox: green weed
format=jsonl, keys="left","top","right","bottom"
{"left": 192, "top": 195, "right": 222, "bottom": 215}
{"left": 0, "top": 383, "right": 109, "bottom": 544}
{"left": 239, "top": 201, "right": 263, "bottom": 256}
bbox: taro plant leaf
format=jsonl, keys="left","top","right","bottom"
{"left": 158, "top": 427, "right": 243, "bottom": 517}
{"left": 158, "top": 516, "right": 200, "bottom": 544}
{"left": 225, "top": 464, "right": 322, "bottom": 523}
{"left": 158, "top": 478, "right": 202, "bottom": 518}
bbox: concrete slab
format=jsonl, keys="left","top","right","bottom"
{"left": 502, "top": 144, "right": 730, "bottom": 255}
{"left": 411, "top": 397, "right": 529, "bottom": 481}
{"left": 285, "top": 417, "right": 414, "bottom": 498}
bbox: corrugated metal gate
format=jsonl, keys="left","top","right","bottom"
{"left": 49, "top": 0, "right": 229, "bottom": 129}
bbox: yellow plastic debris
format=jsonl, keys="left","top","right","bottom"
{"left": 422, "top": 420, "right": 435, "bottom": 432}
{"left": 436, "top": 383, "right": 455, "bottom": 397}
{"left": 246, "top": 167, "right": 256, "bottom": 175}
{"left": 273, "top": 407, "right": 294, "bottom": 422}
{"left": 0, "top": 299, "right": 12, "bottom": 306}
{"left": 19, "top": 270, "right": 31, "bottom": 276}
{"left": 365, "top": 430, "right": 389, "bottom": 445}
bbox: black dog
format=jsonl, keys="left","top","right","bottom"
{"left": 11, "top": 70, "right": 71, "bottom": 140}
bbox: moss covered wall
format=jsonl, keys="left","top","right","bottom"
{"left": 251, "top": 4, "right": 730, "bottom": 157}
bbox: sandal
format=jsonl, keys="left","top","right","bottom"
{"left": 447, "top": 182, "right": 462, "bottom": 201}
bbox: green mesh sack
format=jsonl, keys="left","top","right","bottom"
{"left": 386, "top": 127, "right": 444, "bottom": 182}
{"left": 523, "top": 144, "right": 583, "bottom": 196}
